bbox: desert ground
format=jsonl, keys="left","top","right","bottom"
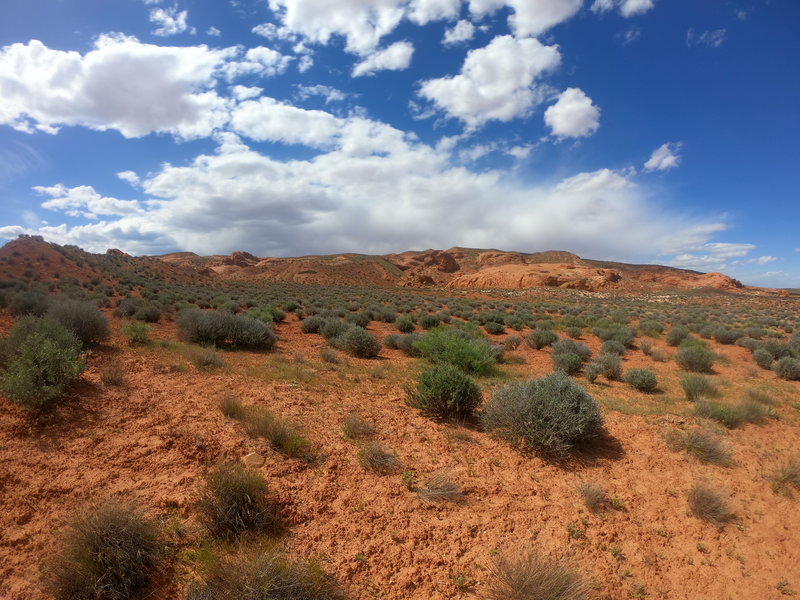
{"left": 1, "top": 236, "right": 799, "bottom": 600}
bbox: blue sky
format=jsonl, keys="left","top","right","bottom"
{"left": 0, "top": 0, "right": 798, "bottom": 286}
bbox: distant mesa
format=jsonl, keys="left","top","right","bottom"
{"left": 0, "top": 235, "right": 775, "bottom": 294}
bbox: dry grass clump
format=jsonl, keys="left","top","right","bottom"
{"left": 100, "top": 362, "right": 126, "bottom": 387}
{"left": 186, "top": 345, "right": 225, "bottom": 369}
{"left": 679, "top": 374, "right": 716, "bottom": 402}
{"left": 243, "top": 407, "right": 311, "bottom": 458}
{"left": 342, "top": 412, "right": 375, "bottom": 439}
{"left": 577, "top": 481, "right": 609, "bottom": 513}
{"left": 770, "top": 458, "right": 800, "bottom": 497}
{"left": 218, "top": 393, "right": 245, "bottom": 420}
{"left": 665, "top": 428, "right": 732, "bottom": 466}
{"left": 186, "top": 547, "right": 344, "bottom": 600}
{"left": 688, "top": 483, "right": 734, "bottom": 525}
{"left": 416, "top": 470, "right": 463, "bottom": 503}
{"left": 358, "top": 441, "right": 401, "bottom": 474}
{"left": 745, "top": 387, "right": 778, "bottom": 406}
{"left": 197, "top": 462, "right": 281, "bottom": 539}
{"left": 695, "top": 399, "right": 776, "bottom": 429}
{"left": 486, "top": 551, "right": 588, "bottom": 600}
{"left": 43, "top": 499, "right": 162, "bottom": 600}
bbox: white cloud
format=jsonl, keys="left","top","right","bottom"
{"left": 34, "top": 184, "right": 142, "bottom": 219}
{"left": 544, "top": 88, "right": 600, "bottom": 138}
{"left": 222, "top": 46, "right": 293, "bottom": 79}
{"left": 591, "top": 0, "right": 654, "bottom": 17}
{"left": 443, "top": 20, "right": 475, "bottom": 45}
{"left": 747, "top": 256, "right": 777, "bottom": 265}
{"left": 507, "top": 145, "right": 532, "bottom": 159}
{"left": 668, "top": 242, "right": 757, "bottom": 271}
{"left": 419, "top": 35, "right": 561, "bottom": 127}
{"left": 616, "top": 26, "right": 641, "bottom": 45}
{"left": 298, "top": 55, "right": 313, "bottom": 72}
{"left": 352, "top": 41, "right": 414, "bottom": 77}
{"left": 294, "top": 84, "right": 347, "bottom": 103}
{"left": 117, "top": 170, "right": 140, "bottom": 186}
{"left": 644, "top": 142, "right": 681, "bottom": 172}
{"left": 0, "top": 35, "right": 239, "bottom": 139}
{"left": 469, "top": 0, "right": 583, "bottom": 37}
{"left": 207, "top": 26, "right": 222, "bottom": 37}
{"left": 735, "top": 9, "right": 748, "bottom": 21}
{"left": 149, "top": 7, "right": 194, "bottom": 36}
{"left": 687, "top": 28, "right": 727, "bottom": 48}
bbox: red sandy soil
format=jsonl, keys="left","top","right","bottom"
{"left": 2, "top": 309, "right": 800, "bottom": 600}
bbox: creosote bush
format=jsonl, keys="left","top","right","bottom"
{"left": 43, "top": 499, "right": 162, "bottom": 600}
{"left": 624, "top": 368, "right": 658, "bottom": 392}
{"left": 486, "top": 551, "right": 588, "bottom": 600}
{"left": 483, "top": 372, "right": 603, "bottom": 457}
{"left": 1, "top": 316, "right": 85, "bottom": 410}
{"left": 198, "top": 462, "right": 281, "bottom": 539}
{"left": 407, "top": 365, "right": 483, "bottom": 420}
{"left": 186, "top": 548, "right": 344, "bottom": 600}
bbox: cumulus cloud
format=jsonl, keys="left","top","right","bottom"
{"left": 34, "top": 184, "right": 143, "bottom": 219}
{"left": 443, "top": 20, "right": 475, "bottom": 45}
{"left": 668, "top": 242, "right": 757, "bottom": 271}
{"left": 591, "top": 0, "right": 654, "bottom": 17}
{"left": 149, "top": 6, "right": 194, "bottom": 36}
{"left": 2, "top": 121, "right": 734, "bottom": 264}
{"left": 207, "top": 26, "right": 222, "bottom": 37}
{"left": 687, "top": 28, "right": 727, "bottom": 48}
{"left": 0, "top": 35, "right": 240, "bottom": 139}
{"left": 294, "top": 84, "right": 347, "bottom": 103}
{"left": 469, "top": 0, "right": 583, "bottom": 37}
{"left": 116, "top": 170, "right": 140, "bottom": 186}
{"left": 419, "top": 35, "right": 560, "bottom": 127}
{"left": 644, "top": 142, "right": 681, "bottom": 171}
{"left": 544, "top": 88, "right": 600, "bottom": 138}
{"left": 352, "top": 41, "right": 414, "bottom": 77}
{"left": 221, "top": 46, "right": 293, "bottom": 79}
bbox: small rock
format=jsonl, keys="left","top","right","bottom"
{"left": 242, "top": 452, "right": 265, "bottom": 468}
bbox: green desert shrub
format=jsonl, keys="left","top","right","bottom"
{"left": 713, "top": 327, "right": 742, "bottom": 345}
{"left": 198, "top": 462, "right": 281, "bottom": 539}
{"left": 9, "top": 290, "right": 50, "bottom": 317}
{"left": 413, "top": 327, "right": 496, "bottom": 375}
{"left": 419, "top": 314, "right": 440, "bottom": 330}
{"left": 679, "top": 374, "right": 716, "bottom": 401}
{"left": 320, "top": 319, "right": 350, "bottom": 341}
{"left": 552, "top": 352, "right": 582, "bottom": 375}
{"left": 43, "top": 499, "right": 162, "bottom": 600}
{"left": 395, "top": 333, "right": 422, "bottom": 357}
{"left": 185, "top": 549, "right": 344, "bottom": 600}
{"left": 552, "top": 339, "right": 591, "bottom": 363}
{"left": 624, "top": 368, "right": 658, "bottom": 392}
{"left": 47, "top": 300, "right": 109, "bottom": 347}
{"left": 526, "top": 329, "right": 558, "bottom": 350}
{"left": 666, "top": 326, "right": 690, "bottom": 347}
{"left": 300, "top": 315, "right": 325, "bottom": 334}
{"left": 395, "top": 315, "right": 415, "bottom": 333}
{"left": 121, "top": 322, "right": 151, "bottom": 345}
{"left": 333, "top": 326, "right": 380, "bottom": 358}
{"left": 177, "top": 309, "right": 276, "bottom": 350}
{"left": 600, "top": 340, "right": 625, "bottom": 356}
{"left": 639, "top": 319, "right": 664, "bottom": 337}
{"left": 133, "top": 304, "right": 161, "bottom": 323}
{"left": 774, "top": 356, "right": 800, "bottom": 381}
{"left": 676, "top": 346, "right": 714, "bottom": 373}
{"left": 753, "top": 348, "right": 774, "bottom": 369}
{"left": 594, "top": 325, "right": 635, "bottom": 348}
{"left": 484, "top": 321, "right": 505, "bottom": 335}
{"left": 585, "top": 354, "right": 622, "bottom": 382}
{"left": 485, "top": 551, "right": 588, "bottom": 600}
{"left": 406, "top": 365, "right": 483, "bottom": 419}
{"left": 345, "top": 312, "right": 370, "bottom": 328}
{"left": 1, "top": 317, "right": 85, "bottom": 410}
{"left": 483, "top": 372, "right": 603, "bottom": 457}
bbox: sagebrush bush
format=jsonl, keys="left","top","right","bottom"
{"left": 413, "top": 327, "right": 496, "bottom": 375}
{"left": 679, "top": 374, "right": 716, "bottom": 401}
{"left": 484, "top": 321, "right": 505, "bottom": 335}
{"left": 186, "top": 549, "right": 344, "bottom": 600}
{"left": 552, "top": 352, "right": 582, "bottom": 375}
{"left": 676, "top": 346, "right": 714, "bottom": 373}
{"left": 624, "top": 368, "right": 658, "bottom": 392}
{"left": 713, "top": 328, "right": 742, "bottom": 345}
{"left": 486, "top": 551, "right": 588, "bottom": 600}
{"left": 395, "top": 333, "right": 422, "bottom": 356}
{"left": 594, "top": 325, "right": 635, "bottom": 348}
{"left": 419, "top": 314, "right": 440, "bottom": 330}
{"left": 198, "top": 462, "right": 281, "bottom": 539}
{"left": 8, "top": 290, "right": 50, "bottom": 316}
{"left": 44, "top": 499, "right": 161, "bottom": 600}
{"left": 406, "top": 365, "right": 482, "bottom": 419}
{"left": 47, "top": 300, "right": 109, "bottom": 347}
{"left": 526, "top": 329, "right": 558, "bottom": 350}
{"left": 396, "top": 315, "right": 415, "bottom": 333}
{"left": 552, "top": 339, "right": 592, "bottom": 363}
{"left": 774, "top": 356, "right": 800, "bottom": 380}
{"left": 1, "top": 317, "right": 85, "bottom": 410}
{"left": 483, "top": 372, "right": 603, "bottom": 456}
{"left": 177, "top": 309, "right": 276, "bottom": 350}
{"left": 334, "top": 326, "right": 380, "bottom": 358}
{"left": 666, "top": 326, "right": 690, "bottom": 347}
{"left": 300, "top": 315, "right": 325, "bottom": 334}
{"left": 589, "top": 354, "right": 622, "bottom": 381}
{"left": 503, "top": 335, "right": 522, "bottom": 351}
{"left": 601, "top": 340, "right": 625, "bottom": 356}
{"left": 753, "top": 348, "right": 773, "bottom": 369}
